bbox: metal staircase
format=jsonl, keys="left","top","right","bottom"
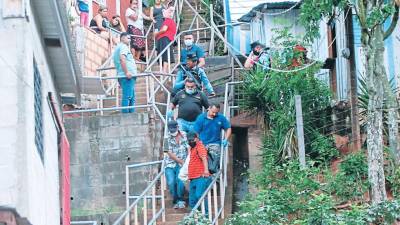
{"left": 67, "top": 0, "right": 244, "bottom": 224}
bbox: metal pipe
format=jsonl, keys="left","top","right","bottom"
{"left": 126, "top": 160, "right": 163, "bottom": 168}
{"left": 147, "top": 208, "right": 164, "bottom": 225}
{"left": 128, "top": 195, "right": 163, "bottom": 199}
{"left": 63, "top": 104, "right": 152, "bottom": 114}
{"left": 152, "top": 185, "right": 156, "bottom": 219}
{"left": 207, "top": 191, "right": 212, "bottom": 221}
{"left": 213, "top": 182, "right": 218, "bottom": 225}
{"left": 71, "top": 222, "right": 97, "bottom": 225}
{"left": 125, "top": 166, "right": 130, "bottom": 225}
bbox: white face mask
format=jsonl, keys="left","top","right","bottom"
{"left": 184, "top": 39, "right": 193, "bottom": 47}
{"left": 170, "top": 131, "right": 178, "bottom": 136}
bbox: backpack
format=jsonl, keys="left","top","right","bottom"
{"left": 197, "top": 146, "right": 220, "bottom": 174}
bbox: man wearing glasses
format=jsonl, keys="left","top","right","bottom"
{"left": 168, "top": 78, "right": 209, "bottom": 133}
{"left": 113, "top": 32, "right": 138, "bottom": 113}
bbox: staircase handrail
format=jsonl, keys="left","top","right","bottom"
{"left": 112, "top": 160, "right": 166, "bottom": 225}
{"left": 71, "top": 221, "right": 97, "bottom": 225}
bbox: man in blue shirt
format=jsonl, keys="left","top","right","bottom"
{"left": 194, "top": 102, "right": 231, "bottom": 169}
{"left": 173, "top": 55, "right": 215, "bottom": 96}
{"left": 180, "top": 32, "right": 206, "bottom": 68}
{"left": 113, "top": 32, "right": 138, "bottom": 113}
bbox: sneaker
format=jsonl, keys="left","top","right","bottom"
{"left": 177, "top": 201, "right": 186, "bottom": 209}
{"left": 173, "top": 203, "right": 179, "bottom": 209}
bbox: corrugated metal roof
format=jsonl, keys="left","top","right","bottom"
{"left": 237, "top": 0, "right": 300, "bottom": 22}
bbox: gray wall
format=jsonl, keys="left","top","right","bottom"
{"left": 65, "top": 113, "right": 163, "bottom": 224}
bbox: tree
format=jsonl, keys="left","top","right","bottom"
{"left": 299, "top": 0, "right": 399, "bottom": 204}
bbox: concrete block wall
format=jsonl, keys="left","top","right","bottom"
{"left": 65, "top": 113, "right": 163, "bottom": 224}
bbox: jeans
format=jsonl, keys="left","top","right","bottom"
{"left": 165, "top": 165, "right": 185, "bottom": 204}
{"left": 189, "top": 177, "right": 211, "bottom": 211}
{"left": 119, "top": 78, "right": 136, "bottom": 113}
{"left": 177, "top": 118, "right": 195, "bottom": 133}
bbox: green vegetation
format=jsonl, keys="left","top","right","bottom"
{"left": 224, "top": 26, "right": 400, "bottom": 224}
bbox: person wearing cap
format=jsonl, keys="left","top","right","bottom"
{"left": 165, "top": 120, "right": 189, "bottom": 209}
{"left": 168, "top": 78, "right": 209, "bottom": 133}
{"left": 194, "top": 101, "right": 231, "bottom": 171}
{"left": 180, "top": 32, "right": 206, "bottom": 68}
{"left": 173, "top": 54, "right": 215, "bottom": 96}
{"left": 186, "top": 131, "right": 210, "bottom": 210}
{"left": 113, "top": 32, "right": 138, "bottom": 113}
{"left": 244, "top": 41, "right": 271, "bottom": 71}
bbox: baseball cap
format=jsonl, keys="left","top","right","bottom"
{"left": 167, "top": 120, "right": 178, "bottom": 133}
{"left": 187, "top": 54, "right": 198, "bottom": 62}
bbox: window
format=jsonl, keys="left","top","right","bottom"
{"left": 34, "top": 60, "right": 44, "bottom": 162}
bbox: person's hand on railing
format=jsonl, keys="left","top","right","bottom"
{"left": 221, "top": 139, "right": 229, "bottom": 147}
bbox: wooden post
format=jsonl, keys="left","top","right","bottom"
{"left": 346, "top": 8, "right": 361, "bottom": 151}
{"left": 295, "top": 95, "right": 306, "bottom": 168}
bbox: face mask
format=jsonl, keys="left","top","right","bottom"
{"left": 185, "top": 88, "right": 195, "bottom": 95}
{"left": 253, "top": 49, "right": 261, "bottom": 56}
{"left": 189, "top": 141, "right": 196, "bottom": 148}
{"left": 170, "top": 131, "right": 178, "bottom": 136}
{"left": 184, "top": 39, "right": 193, "bottom": 47}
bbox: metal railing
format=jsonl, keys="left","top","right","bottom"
{"left": 112, "top": 160, "right": 166, "bottom": 225}
{"left": 71, "top": 222, "right": 97, "bottom": 225}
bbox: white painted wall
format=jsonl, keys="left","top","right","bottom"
{"left": 0, "top": 1, "right": 61, "bottom": 224}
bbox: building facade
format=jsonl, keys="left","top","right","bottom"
{"left": 0, "top": 0, "right": 80, "bottom": 224}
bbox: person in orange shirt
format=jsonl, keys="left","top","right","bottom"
{"left": 186, "top": 131, "right": 211, "bottom": 210}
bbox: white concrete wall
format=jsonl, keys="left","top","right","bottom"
{"left": 0, "top": 0, "right": 61, "bottom": 224}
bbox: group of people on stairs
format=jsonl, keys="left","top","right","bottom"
{"left": 165, "top": 100, "right": 231, "bottom": 210}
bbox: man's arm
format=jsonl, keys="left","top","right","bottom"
{"left": 120, "top": 54, "right": 132, "bottom": 79}
{"left": 198, "top": 57, "right": 205, "bottom": 68}
{"left": 224, "top": 127, "right": 232, "bottom": 140}
{"left": 174, "top": 70, "right": 185, "bottom": 90}
{"left": 199, "top": 69, "right": 214, "bottom": 95}
{"left": 196, "top": 47, "right": 205, "bottom": 68}
{"left": 167, "top": 152, "right": 185, "bottom": 165}
{"left": 244, "top": 52, "right": 256, "bottom": 69}
{"left": 200, "top": 155, "right": 209, "bottom": 177}
{"left": 200, "top": 92, "right": 209, "bottom": 109}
